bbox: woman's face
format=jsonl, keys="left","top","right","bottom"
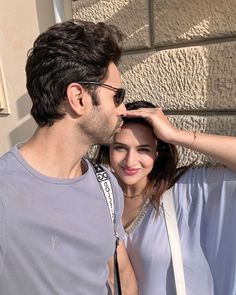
{"left": 109, "top": 123, "right": 158, "bottom": 188}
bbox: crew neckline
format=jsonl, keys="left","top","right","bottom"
{"left": 11, "top": 144, "right": 89, "bottom": 184}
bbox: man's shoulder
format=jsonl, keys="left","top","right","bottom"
{"left": 0, "top": 150, "right": 11, "bottom": 167}
{"left": 0, "top": 148, "right": 16, "bottom": 176}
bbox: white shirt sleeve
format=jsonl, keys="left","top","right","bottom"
{"left": 174, "top": 167, "right": 236, "bottom": 294}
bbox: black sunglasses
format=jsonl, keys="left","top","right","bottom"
{"left": 77, "top": 81, "right": 125, "bottom": 106}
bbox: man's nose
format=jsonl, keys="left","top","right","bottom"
{"left": 116, "top": 102, "right": 127, "bottom": 117}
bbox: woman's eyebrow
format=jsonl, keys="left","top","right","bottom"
{"left": 138, "top": 144, "right": 152, "bottom": 148}
{"left": 113, "top": 142, "right": 152, "bottom": 148}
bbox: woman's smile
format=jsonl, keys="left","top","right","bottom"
{"left": 121, "top": 166, "right": 141, "bottom": 176}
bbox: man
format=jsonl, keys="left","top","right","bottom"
{"left": 0, "top": 20, "right": 138, "bottom": 294}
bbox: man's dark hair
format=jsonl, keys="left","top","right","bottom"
{"left": 26, "top": 20, "right": 124, "bottom": 127}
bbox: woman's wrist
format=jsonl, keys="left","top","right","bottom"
{"left": 170, "top": 129, "right": 198, "bottom": 149}
{"left": 189, "top": 131, "right": 197, "bottom": 147}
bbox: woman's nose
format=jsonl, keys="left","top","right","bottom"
{"left": 125, "top": 150, "right": 137, "bottom": 167}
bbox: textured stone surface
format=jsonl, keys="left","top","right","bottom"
{"left": 168, "top": 114, "right": 236, "bottom": 166}
{"left": 154, "top": 0, "right": 236, "bottom": 45}
{"left": 121, "top": 41, "right": 236, "bottom": 110}
{"left": 72, "top": 0, "right": 150, "bottom": 49}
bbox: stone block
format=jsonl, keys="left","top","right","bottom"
{"left": 153, "top": 0, "right": 236, "bottom": 45}
{"left": 72, "top": 0, "right": 150, "bottom": 49}
{"left": 121, "top": 41, "right": 236, "bottom": 110}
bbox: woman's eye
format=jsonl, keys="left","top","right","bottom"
{"left": 113, "top": 145, "right": 126, "bottom": 151}
{"left": 138, "top": 148, "right": 151, "bottom": 153}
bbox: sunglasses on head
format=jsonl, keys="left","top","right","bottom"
{"left": 76, "top": 81, "right": 125, "bottom": 106}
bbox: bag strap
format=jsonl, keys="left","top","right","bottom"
{"left": 162, "top": 189, "right": 187, "bottom": 295}
{"left": 90, "top": 161, "right": 122, "bottom": 295}
{"left": 90, "top": 162, "right": 115, "bottom": 223}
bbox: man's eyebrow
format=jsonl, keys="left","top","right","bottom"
{"left": 112, "top": 141, "right": 126, "bottom": 146}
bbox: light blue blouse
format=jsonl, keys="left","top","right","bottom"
{"left": 125, "top": 167, "right": 236, "bottom": 295}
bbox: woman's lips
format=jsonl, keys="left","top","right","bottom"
{"left": 122, "top": 167, "right": 140, "bottom": 176}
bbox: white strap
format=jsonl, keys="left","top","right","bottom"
{"left": 162, "top": 189, "right": 187, "bottom": 295}
{"left": 90, "top": 162, "right": 115, "bottom": 223}
{"left": 90, "top": 162, "right": 121, "bottom": 294}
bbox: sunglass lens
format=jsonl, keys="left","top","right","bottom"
{"left": 115, "top": 89, "right": 125, "bottom": 106}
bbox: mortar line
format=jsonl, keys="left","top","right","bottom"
{"left": 122, "top": 35, "right": 236, "bottom": 56}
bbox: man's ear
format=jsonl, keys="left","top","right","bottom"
{"left": 66, "top": 83, "right": 87, "bottom": 115}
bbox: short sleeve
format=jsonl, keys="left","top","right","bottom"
{"left": 174, "top": 166, "right": 236, "bottom": 289}
{"left": 174, "top": 166, "right": 236, "bottom": 218}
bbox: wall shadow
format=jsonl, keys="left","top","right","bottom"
{"left": 16, "top": 92, "right": 32, "bottom": 119}
{"left": 9, "top": 92, "right": 36, "bottom": 147}
{"left": 9, "top": 117, "right": 36, "bottom": 147}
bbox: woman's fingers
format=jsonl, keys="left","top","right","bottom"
{"left": 126, "top": 107, "right": 177, "bottom": 143}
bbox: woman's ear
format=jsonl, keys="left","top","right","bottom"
{"left": 66, "top": 83, "right": 87, "bottom": 115}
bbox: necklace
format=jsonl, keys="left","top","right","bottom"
{"left": 124, "top": 190, "right": 144, "bottom": 199}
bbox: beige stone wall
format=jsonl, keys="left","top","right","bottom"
{"left": 73, "top": 0, "right": 236, "bottom": 165}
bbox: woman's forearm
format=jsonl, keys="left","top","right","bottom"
{"left": 171, "top": 130, "right": 236, "bottom": 171}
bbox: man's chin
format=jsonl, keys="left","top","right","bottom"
{"left": 95, "top": 135, "right": 114, "bottom": 146}
{"left": 95, "top": 125, "right": 121, "bottom": 145}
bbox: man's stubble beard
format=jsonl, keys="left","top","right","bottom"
{"left": 79, "top": 105, "right": 122, "bottom": 146}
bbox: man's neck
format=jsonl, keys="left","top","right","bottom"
{"left": 19, "top": 124, "right": 90, "bottom": 179}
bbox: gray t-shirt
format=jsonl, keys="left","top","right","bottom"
{"left": 0, "top": 145, "right": 125, "bottom": 295}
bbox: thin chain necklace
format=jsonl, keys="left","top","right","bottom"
{"left": 123, "top": 189, "right": 145, "bottom": 199}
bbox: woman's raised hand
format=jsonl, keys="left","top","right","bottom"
{"left": 126, "top": 106, "right": 236, "bottom": 170}
{"left": 126, "top": 107, "right": 178, "bottom": 144}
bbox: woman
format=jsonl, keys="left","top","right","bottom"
{"left": 94, "top": 101, "right": 236, "bottom": 295}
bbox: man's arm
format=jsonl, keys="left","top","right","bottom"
{"left": 108, "top": 240, "right": 138, "bottom": 295}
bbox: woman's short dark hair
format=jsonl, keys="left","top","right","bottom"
{"left": 26, "top": 20, "right": 124, "bottom": 127}
{"left": 94, "top": 100, "right": 191, "bottom": 211}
